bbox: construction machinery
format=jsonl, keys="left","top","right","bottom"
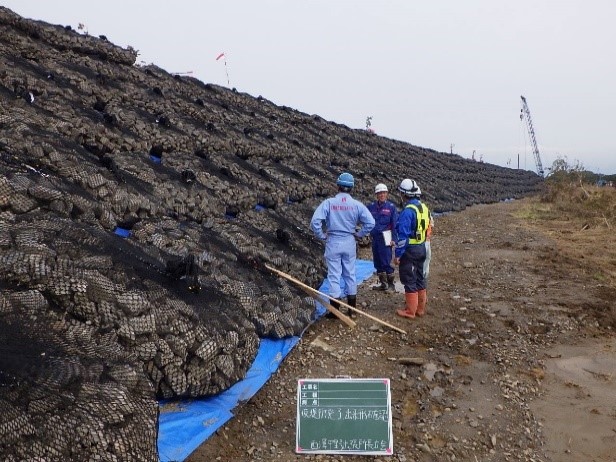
{"left": 520, "top": 95, "right": 545, "bottom": 176}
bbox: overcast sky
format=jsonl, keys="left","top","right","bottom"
{"left": 4, "top": 1, "right": 615, "bottom": 174}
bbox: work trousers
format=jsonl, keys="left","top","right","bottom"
{"left": 399, "top": 243, "right": 426, "bottom": 293}
{"left": 371, "top": 236, "right": 394, "bottom": 274}
{"left": 324, "top": 235, "right": 357, "bottom": 298}
{"left": 423, "top": 240, "right": 432, "bottom": 281}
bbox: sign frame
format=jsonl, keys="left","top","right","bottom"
{"left": 295, "top": 377, "right": 393, "bottom": 455}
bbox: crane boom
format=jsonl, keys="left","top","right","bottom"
{"left": 520, "top": 95, "right": 544, "bottom": 176}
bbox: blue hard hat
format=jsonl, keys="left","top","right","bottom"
{"left": 336, "top": 172, "right": 354, "bottom": 188}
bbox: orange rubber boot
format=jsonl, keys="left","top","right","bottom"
{"left": 417, "top": 289, "right": 427, "bottom": 317}
{"left": 396, "top": 292, "right": 418, "bottom": 319}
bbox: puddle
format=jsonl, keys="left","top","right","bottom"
{"left": 530, "top": 338, "right": 616, "bottom": 461}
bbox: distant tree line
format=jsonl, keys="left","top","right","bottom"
{"left": 548, "top": 156, "right": 616, "bottom": 185}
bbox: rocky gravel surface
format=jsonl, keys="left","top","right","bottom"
{"left": 192, "top": 199, "right": 615, "bottom": 462}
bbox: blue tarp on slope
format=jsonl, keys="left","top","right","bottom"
{"left": 157, "top": 260, "right": 376, "bottom": 462}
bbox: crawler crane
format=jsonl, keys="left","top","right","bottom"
{"left": 519, "top": 95, "right": 545, "bottom": 176}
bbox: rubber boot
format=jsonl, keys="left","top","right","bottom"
{"left": 386, "top": 273, "right": 396, "bottom": 292}
{"left": 396, "top": 292, "right": 418, "bottom": 319}
{"left": 347, "top": 295, "right": 357, "bottom": 319}
{"left": 417, "top": 289, "right": 427, "bottom": 317}
{"left": 372, "top": 272, "right": 387, "bottom": 291}
{"left": 325, "top": 298, "right": 340, "bottom": 318}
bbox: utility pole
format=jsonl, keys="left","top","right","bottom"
{"left": 450, "top": 143, "right": 454, "bottom": 154}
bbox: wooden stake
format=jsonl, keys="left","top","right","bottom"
{"left": 270, "top": 268, "right": 355, "bottom": 328}
{"left": 298, "top": 286, "right": 356, "bottom": 328}
{"left": 265, "top": 264, "right": 407, "bottom": 335}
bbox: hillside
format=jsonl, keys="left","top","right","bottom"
{"left": 1, "top": 6, "right": 543, "bottom": 461}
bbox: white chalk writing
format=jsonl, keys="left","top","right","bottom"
{"left": 300, "top": 407, "right": 388, "bottom": 421}
{"left": 308, "top": 438, "right": 388, "bottom": 451}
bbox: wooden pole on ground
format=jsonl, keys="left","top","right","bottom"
{"left": 297, "top": 286, "right": 356, "bottom": 328}
{"left": 265, "top": 264, "right": 407, "bottom": 335}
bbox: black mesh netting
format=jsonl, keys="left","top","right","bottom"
{"left": 0, "top": 311, "right": 158, "bottom": 461}
{"left": 0, "top": 6, "right": 543, "bottom": 461}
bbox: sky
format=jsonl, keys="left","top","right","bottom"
{"left": 4, "top": 0, "right": 615, "bottom": 174}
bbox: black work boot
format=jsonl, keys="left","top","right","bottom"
{"left": 386, "top": 273, "right": 396, "bottom": 292}
{"left": 325, "top": 298, "right": 340, "bottom": 318}
{"left": 372, "top": 272, "right": 387, "bottom": 291}
{"left": 346, "top": 295, "right": 357, "bottom": 319}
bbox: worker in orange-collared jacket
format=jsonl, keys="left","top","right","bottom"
{"left": 423, "top": 212, "right": 434, "bottom": 280}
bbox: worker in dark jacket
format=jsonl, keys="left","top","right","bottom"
{"left": 310, "top": 172, "right": 375, "bottom": 315}
{"left": 367, "top": 183, "right": 398, "bottom": 291}
{"left": 394, "top": 179, "right": 430, "bottom": 318}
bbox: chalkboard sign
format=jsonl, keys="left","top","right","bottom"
{"left": 296, "top": 378, "right": 393, "bottom": 455}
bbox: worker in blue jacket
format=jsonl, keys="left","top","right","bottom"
{"left": 394, "top": 179, "right": 430, "bottom": 319}
{"left": 367, "top": 183, "right": 398, "bottom": 291}
{"left": 311, "top": 172, "right": 375, "bottom": 315}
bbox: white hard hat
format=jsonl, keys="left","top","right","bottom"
{"left": 398, "top": 178, "right": 421, "bottom": 197}
{"left": 374, "top": 183, "right": 388, "bottom": 194}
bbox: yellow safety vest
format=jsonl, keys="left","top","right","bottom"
{"left": 405, "top": 202, "right": 430, "bottom": 245}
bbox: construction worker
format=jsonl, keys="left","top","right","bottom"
{"left": 423, "top": 213, "right": 434, "bottom": 280}
{"left": 367, "top": 183, "right": 398, "bottom": 291}
{"left": 310, "top": 172, "right": 375, "bottom": 316}
{"left": 393, "top": 179, "right": 430, "bottom": 318}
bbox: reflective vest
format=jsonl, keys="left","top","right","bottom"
{"left": 405, "top": 202, "right": 430, "bottom": 244}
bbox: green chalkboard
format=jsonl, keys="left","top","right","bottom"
{"left": 295, "top": 378, "right": 393, "bottom": 455}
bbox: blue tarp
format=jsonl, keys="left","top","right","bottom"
{"left": 113, "top": 227, "right": 131, "bottom": 238}
{"left": 157, "top": 259, "right": 376, "bottom": 462}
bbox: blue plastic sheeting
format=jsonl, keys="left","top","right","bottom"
{"left": 312, "top": 259, "right": 376, "bottom": 317}
{"left": 158, "top": 337, "right": 299, "bottom": 462}
{"left": 113, "top": 227, "right": 131, "bottom": 238}
{"left": 157, "top": 259, "right": 376, "bottom": 462}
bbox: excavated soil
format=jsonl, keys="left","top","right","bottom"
{"left": 191, "top": 198, "right": 616, "bottom": 462}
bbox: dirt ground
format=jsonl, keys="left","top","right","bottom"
{"left": 188, "top": 198, "right": 616, "bottom": 462}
